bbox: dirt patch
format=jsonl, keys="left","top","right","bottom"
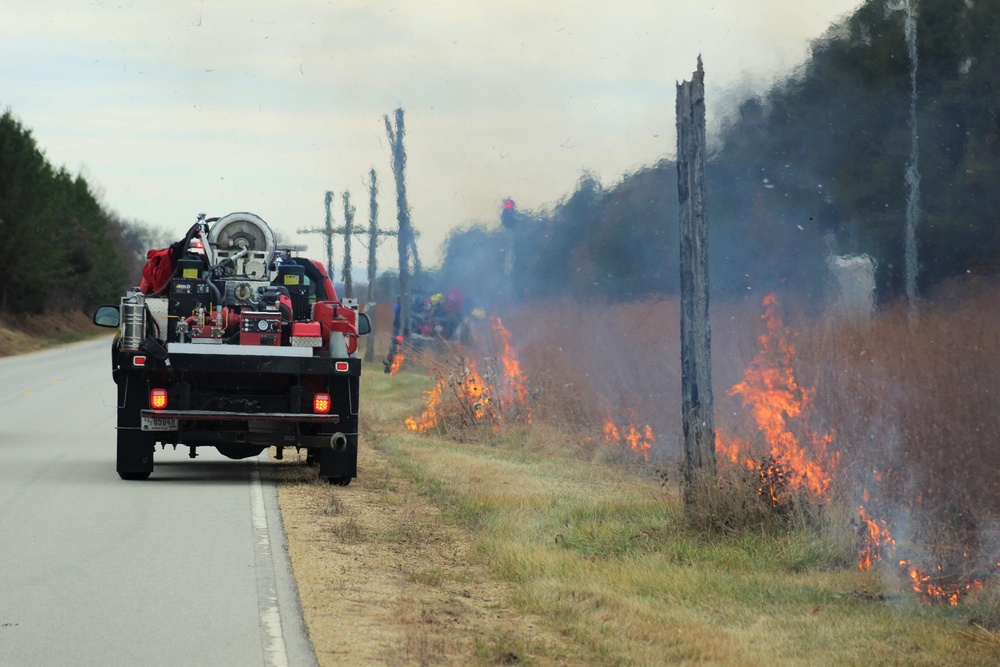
{"left": 273, "top": 443, "right": 577, "bottom": 666}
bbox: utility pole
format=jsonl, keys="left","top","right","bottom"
{"left": 362, "top": 169, "right": 399, "bottom": 362}
{"left": 903, "top": 0, "right": 920, "bottom": 323}
{"left": 384, "top": 107, "right": 416, "bottom": 338}
{"left": 341, "top": 191, "right": 356, "bottom": 298}
{"left": 677, "top": 56, "right": 717, "bottom": 511}
{"left": 297, "top": 191, "right": 336, "bottom": 281}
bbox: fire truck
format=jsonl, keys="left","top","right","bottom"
{"left": 93, "top": 212, "right": 370, "bottom": 484}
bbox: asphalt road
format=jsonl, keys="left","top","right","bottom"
{"left": 0, "top": 338, "right": 316, "bottom": 667}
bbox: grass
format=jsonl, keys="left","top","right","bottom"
{"left": 0, "top": 310, "right": 109, "bottom": 356}
{"left": 368, "top": 423, "right": 998, "bottom": 665}
{"left": 367, "top": 284, "right": 1000, "bottom": 665}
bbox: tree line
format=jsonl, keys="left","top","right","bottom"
{"left": 0, "top": 110, "right": 162, "bottom": 316}
{"left": 436, "top": 0, "right": 1000, "bottom": 308}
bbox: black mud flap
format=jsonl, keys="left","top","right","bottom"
{"left": 117, "top": 428, "right": 155, "bottom": 476}
{"left": 117, "top": 370, "right": 155, "bottom": 478}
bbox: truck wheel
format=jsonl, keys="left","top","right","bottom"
{"left": 118, "top": 471, "right": 152, "bottom": 481}
{"left": 326, "top": 476, "right": 351, "bottom": 486}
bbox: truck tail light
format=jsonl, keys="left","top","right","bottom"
{"left": 132, "top": 355, "right": 147, "bottom": 367}
{"left": 313, "top": 393, "right": 331, "bottom": 414}
{"left": 150, "top": 388, "right": 168, "bottom": 410}
{"left": 334, "top": 361, "right": 349, "bottom": 372}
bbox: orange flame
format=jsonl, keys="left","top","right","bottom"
{"left": 405, "top": 374, "right": 444, "bottom": 433}
{"left": 490, "top": 316, "right": 530, "bottom": 417}
{"left": 725, "top": 293, "right": 837, "bottom": 500}
{"left": 603, "top": 416, "right": 655, "bottom": 461}
{"left": 389, "top": 346, "right": 405, "bottom": 375}
{"left": 715, "top": 430, "right": 755, "bottom": 470}
{"left": 405, "top": 317, "right": 530, "bottom": 433}
{"left": 461, "top": 361, "right": 490, "bottom": 422}
{"left": 404, "top": 361, "right": 490, "bottom": 432}
{"left": 899, "top": 560, "right": 984, "bottom": 606}
{"left": 857, "top": 503, "right": 896, "bottom": 571}
{"left": 603, "top": 421, "right": 621, "bottom": 443}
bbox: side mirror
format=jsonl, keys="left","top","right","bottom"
{"left": 93, "top": 305, "right": 121, "bottom": 328}
{"left": 356, "top": 312, "right": 372, "bottom": 335}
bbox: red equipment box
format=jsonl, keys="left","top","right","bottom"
{"left": 240, "top": 311, "right": 282, "bottom": 346}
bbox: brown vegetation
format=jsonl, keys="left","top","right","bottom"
{"left": 402, "top": 284, "right": 1000, "bottom": 611}
{"left": 0, "top": 311, "right": 108, "bottom": 357}
{"left": 275, "top": 285, "right": 1000, "bottom": 663}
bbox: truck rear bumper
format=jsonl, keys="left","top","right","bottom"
{"left": 138, "top": 409, "right": 352, "bottom": 450}
{"left": 140, "top": 409, "right": 340, "bottom": 424}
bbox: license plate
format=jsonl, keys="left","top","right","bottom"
{"left": 141, "top": 416, "right": 178, "bottom": 431}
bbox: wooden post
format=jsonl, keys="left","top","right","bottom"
{"left": 324, "top": 191, "right": 335, "bottom": 281}
{"left": 361, "top": 169, "right": 400, "bottom": 363}
{"left": 677, "top": 56, "right": 717, "bottom": 510}
{"left": 385, "top": 107, "right": 414, "bottom": 337}
{"left": 297, "top": 191, "right": 337, "bottom": 281}
{"left": 341, "top": 191, "right": 356, "bottom": 298}
{"left": 365, "top": 170, "right": 379, "bottom": 363}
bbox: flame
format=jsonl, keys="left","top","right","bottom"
{"left": 389, "top": 346, "right": 405, "bottom": 375}
{"left": 899, "top": 560, "right": 984, "bottom": 606}
{"left": 715, "top": 430, "right": 755, "bottom": 470}
{"left": 405, "top": 316, "right": 530, "bottom": 433}
{"left": 725, "top": 293, "right": 838, "bottom": 500}
{"left": 756, "top": 455, "right": 791, "bottom": 507}
{"left": 404, "top": 361, "right": 490, "bottom": 432}
{"left": 603, "top": 416, "right": 655, "bottom": 461}
{"left": 855, "top": 481, "right": 987, "bottom": 604}
{"left": 405, "top": 374, "right": 445, "bottom": 432}
{"left": 857, "top": 503, "right": 896, "bottom": 571}
{"left": 603, "top": 421, "right": 621, "bottom": 443}
{"left": 490, "top": 316, "right": 530, "bottom": 416}
{"left": 460, "top": 361, "right": 490, "bottom": 421}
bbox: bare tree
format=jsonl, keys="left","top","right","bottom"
{"left": 384, "top": 108, "right": 415, "bottom": 337}
{"left": 677, "top": 57, "right": 717, "bottom": 510}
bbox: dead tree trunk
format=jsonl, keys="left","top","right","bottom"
{"left": 364, "top": 169, "right": 379, "bottom": 363}
{"left": 324, "top": 191, "right": 336, "bottom": 280}
{"left": 385, "top": 108, "right": 413, "bottom": 337}
{"left": 297, "top": 192, "right": 337, "bottom": 280}
{"left": 341, "top": 191, "right": 356, "bottom": 299}
{"left": 677, "top": 57, "right": 717, "bottom": 510}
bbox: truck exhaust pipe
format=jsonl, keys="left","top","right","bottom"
{"left": 329, "top": 432, "right": 348, "bottom": 452}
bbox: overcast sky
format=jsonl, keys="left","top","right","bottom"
{"left": 2, "top": 0, "right": 861, "bottom": 272}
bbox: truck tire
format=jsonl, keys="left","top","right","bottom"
{"left": 119, "top": 471, "right": 152, "bottom": 481}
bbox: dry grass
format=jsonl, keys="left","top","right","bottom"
{"left": 492, "top": 290, "right": 1000, "bottom": 590}
{"left": 372, "top": 285, "right": 1000, "bottom": 662}
{"left": 0, "top": 310, "right": 108, "bottom": 357}
{"left": 376, "top": 426, "right": 998, "bottom": 666}
{"left": 273, "top": 418, "right": 584, "bottom": 666}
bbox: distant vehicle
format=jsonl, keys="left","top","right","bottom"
{"left": 94, "top": 212, "right": 370, "bottom": 484}
{"left": 384, "top": 288, "right": 474, "bottom": 372}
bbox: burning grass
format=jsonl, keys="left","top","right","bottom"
{"left": 376, "top": 422, "right": 1000, "bottom": 665}
{"left": 403, "top": 316, "right": 532, "bottom": 436}
{"left": 602, "top": 415, "right": 656, "bottom": 462}
{"left": 395, "top": 285, "right": 1000, "bottom": 615}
